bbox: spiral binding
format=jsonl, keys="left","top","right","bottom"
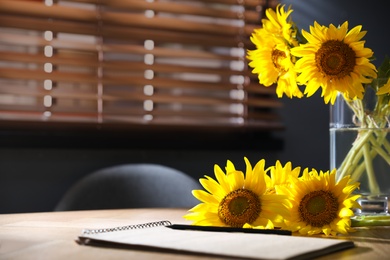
{"left": 82, "top": 220, "right": 172, "bottom": 235}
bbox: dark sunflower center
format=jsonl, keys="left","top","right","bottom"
{"left": 218, "top": 188, "right": 261, "bottom": 227}
{"left": 272, "top": 49, "right": 286, "bottom": 71}
{"left": 299, "top": 190, "right": 339, "bottom": 227}
{"left": 315, "top": 40, "right": 356, "bottom": 78}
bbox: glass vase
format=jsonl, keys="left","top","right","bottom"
{"left": 330, "top": 78, "right": 390, "bottom": 216}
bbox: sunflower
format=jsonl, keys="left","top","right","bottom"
{"left": 275, "top": 168, "right": 361, "bottom": 236}
{"left": 291, "top": 21, "right": 377, "bottom": 104}
{"left": 267, "top": 160, "right": 301, "bottom": 193}
{"left": 183, "top": 158, "right": 290, "bottom": 229}
{"left": 247, "top": 5, "right": 303, "bottom": 99}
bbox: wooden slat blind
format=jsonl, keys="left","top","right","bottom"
{"left": 0, "top": 0, "right": 282, "bottom": 132}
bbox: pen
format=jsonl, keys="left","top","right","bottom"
{"left": 166, "top": 224, "right": 292, "bottom": 236}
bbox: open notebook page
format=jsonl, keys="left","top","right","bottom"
{"left": 78, "top": 224, "right": 354, "bottom": 260}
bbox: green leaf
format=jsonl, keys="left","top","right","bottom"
{"left": 377, "top": 55, "right": 390, "bottom": 79}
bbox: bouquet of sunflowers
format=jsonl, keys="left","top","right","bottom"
{"left": 246, "top": 4, "right": 389, "bottom": 104}
{"left": 247, "top": 5, "right": 390, "bottom": 195}
{"left": 246, "top": 4, "right": 390, "bottom": 198}
{"left": 184, "top": 4, "right": 390, "bottom": 236}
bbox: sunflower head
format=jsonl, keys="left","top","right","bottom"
{"left": 276, "top": 168, "right": 361, "bottom": 236}
{"left": 183, "top": 158, "right": 290, "bottom": 229}
{"left": 247, "top": 5, "right": 303, "bottom": 99}
{"left": 291, "top": 21, "right": 377, "bottom": 104}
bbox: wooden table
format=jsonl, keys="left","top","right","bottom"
{"left": 1, "top": 208, "right": 389, "bottom": 259}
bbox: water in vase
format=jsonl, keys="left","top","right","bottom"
{"left": 330, "top": 127, "right": 390, "bottom": 215}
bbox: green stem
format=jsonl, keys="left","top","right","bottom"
{"left": 382, "top": 134, "right": 390, "bottom": 154}
{"left": 336, "top": 99, "right": 366, "bottom": 181}
{"left": 336, "top": 129, "right": 374, "bottom": 181}
{"left": 362, "top": 140, "right": 380, "bottom": 194}
{"left": 351, "top": 215, "right": 390, "bottom": 227}
{"left": 369, "top": 133, "right": 390, "bottom": 165}
{"left": 350, "top": 147, "right": 369, "bottom": 182}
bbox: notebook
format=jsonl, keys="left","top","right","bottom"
{"left": 77, "top": 220, "right": 354, "bottom": 260}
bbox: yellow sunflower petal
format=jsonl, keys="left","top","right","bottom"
{"left": 199, "top": 177, "right": 226, "bottom": 200}
{"left": 214, "top": 164, "right": 231, "bottom": 194}
{"left": 192, "top": 190, "right": 219, "bottom": 204}
{"left": 225, "top": 160, "right": 236, "bottom": 173}
{"left": 243, "top": 157, "right": 255, "bottom": 189}
{"left": 339, "top": 207, "right": 355, "bottom": 217}
{"left": 226, "top": 170, "right": 245, "bottom": 190}
{"left": 252, "top": 217, "right": 275, "bottom": 229}
{"left": 377, "top": 78, "right": 390, "bottom": 95}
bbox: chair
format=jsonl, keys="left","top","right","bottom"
{"left": 54, "top": 163, "right": 202, "bottom": 211}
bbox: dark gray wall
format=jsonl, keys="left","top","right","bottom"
{"left": 0, "top": 148, "right": 279, "bottom": 213}
{"left": 1, "top": 0, "right": 388, "bottom": 213}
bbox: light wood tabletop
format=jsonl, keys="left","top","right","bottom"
{"left": 0, "top": 208, "right": 389, "bottom": 259}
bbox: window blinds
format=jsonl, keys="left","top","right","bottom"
{"left": 0, "top": 0, "right": 282, "bottom": 132}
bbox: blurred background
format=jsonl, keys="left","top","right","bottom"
{"left": 0, "top": 0, "right": 388, "bottom": 213}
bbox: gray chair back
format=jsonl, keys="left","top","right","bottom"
{"left": 54, "top": 164, "right": 201, "bottom": 211}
